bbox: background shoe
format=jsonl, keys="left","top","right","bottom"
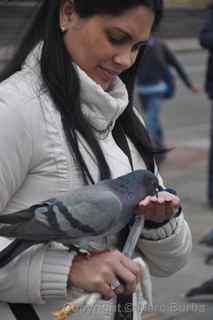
{"left": 205, "top": 252, "right": 213, "bottom": 265}
{"left": 186, "top": 278, "right": 213, "bottom": 300}
{"left": 199, "top": 229, "right": 213, "bottom": 247}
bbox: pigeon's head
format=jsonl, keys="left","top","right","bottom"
{"left": 106, "top": 170, "right": 159, "bottom": 205}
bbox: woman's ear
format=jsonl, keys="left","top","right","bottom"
{"left": 59, "top": 0, "right": 74, "bottom": 32}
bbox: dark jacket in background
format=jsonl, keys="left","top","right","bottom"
{"left": 199, "top": 4, "right": 213, "bottom": 100}
{"left": 136, "top": 37, "right": 193, "bottom": 89}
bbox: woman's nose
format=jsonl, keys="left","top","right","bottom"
{"left": 113, "top": 50, "right": 137, "bottom": 69}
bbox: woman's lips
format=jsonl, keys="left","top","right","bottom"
{"left": 98, "top": 66, "right": 118, "bottom": 83}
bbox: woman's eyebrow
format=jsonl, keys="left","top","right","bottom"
{"left": 110, "top": 27, "right": 149, "bottom": 45}
{"left": 110, "top": 27, "right": 132, "bottom": 39}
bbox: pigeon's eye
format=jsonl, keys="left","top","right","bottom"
{"left": 155, "top": 187, "right": 159, "bottom": 198}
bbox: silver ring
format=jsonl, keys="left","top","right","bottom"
{"left": 111, "top": 279, "right": 121, "bottom": 291}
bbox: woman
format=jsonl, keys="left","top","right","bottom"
{"left": 0, "top": 1, "right": 191, "bottom": 320}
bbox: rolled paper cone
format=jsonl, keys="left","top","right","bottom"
{"left": 52, "top": 294, "right": 91, "bottom": 320}
{"left": 52, "top": 304, "right": 78, "bottom": 320}
{"left": 85, "top": 293, "right": 101, "bottom": 306}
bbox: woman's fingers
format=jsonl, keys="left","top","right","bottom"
{"left": 114, "top": 284, "right": 125, "bottom": 295}
{"left": 136, "top": 191, "right": 181, "bottom": 223}
{"left": 69, "top": 250, "right": 143, "bottom": 298}
{"left": 95, "top": 279, "right": 115, "bottom": 300}
{"left": 137, "top": 197, "right": 165, "bottom": 222}
{"left": 113, "top": 263, "right": 137, "bottom": 294}
{"left": 159, "top": 191, "right": 180, "bottom": 207}
{"left": 120, "top": 254, "right": 142, "bottom": 282}
{"left": 112, "top": 253, "right": 142, "bottom": 295}
{"left": 165, "top": 200, "right": 175, "bottom": 219}
{"left": 102, "top": 250, "right": 141, "bottom": 295}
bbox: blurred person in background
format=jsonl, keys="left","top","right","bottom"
{"left": 136, "top": 36, "right": 200, "bottom": 163}
{"left": 185, "top": 1, "right": 213, "bottom": 300}
{"left": 199, "top": 0, "right": 213, "bottom": 208}
{"left": 198, "top": 0, "right": 213, "bottom": 248}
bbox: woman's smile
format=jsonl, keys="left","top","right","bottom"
{"left": 97, "top": 66, "right": 118, "bottom": 87}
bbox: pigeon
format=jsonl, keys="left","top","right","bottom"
{"left": 0, "top": 169, "right": 158, "bottom": 267}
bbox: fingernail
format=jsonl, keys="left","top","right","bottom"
{"left": 138, "top": 201, "right": 145, "bottom": 206}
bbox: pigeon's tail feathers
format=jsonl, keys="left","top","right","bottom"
{"left": 0, "top": 209, "right": 34, "bottom": 225}
{"left": 0, "top": 220, "right": 60, "bottom": 241}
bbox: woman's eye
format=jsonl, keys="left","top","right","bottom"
{"left": 107, "top": 32, "right": 148, "bottom": 52}
{"left": 107, "top": 34, "right": 128, "bottom": 45}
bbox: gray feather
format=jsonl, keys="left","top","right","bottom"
{"left": 0, "top": 170, "right": 158, "bottom": 266}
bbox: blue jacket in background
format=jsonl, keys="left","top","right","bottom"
{"left": 136, "top": 37, "right": 192, "bottom": 90}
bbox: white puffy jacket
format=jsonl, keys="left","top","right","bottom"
{"left": 0, "top": 45, "right": 192, "bottom": 320}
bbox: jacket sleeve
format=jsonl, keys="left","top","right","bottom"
{"left": 0, "top": 92, "right": 77, "bottom": 303}
{"left": 0, "top": 241, "right": 76, "bottom": 303}
{"left": 137, "top": 214, "right": 192, "bottom": 277}
{"left": 199, "top": 7, "right": 213, "bottom": 52}
{"left": 0, "top": 95, "right": 32, "bottom": 211}
{"left": 163, "top": 42, "right": 193, "bottom": 89}
{"left": 137, "top": 169, "right": 192, "bottom": 277}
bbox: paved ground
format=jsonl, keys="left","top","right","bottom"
{"left": 139, "top": 50, "right": 213, "bottom": 320}
{"left": 165, "top": 38, "right": 202, "bottom": 53}
{"left": 147, "top": 148, "right": 213, "bottom": 320}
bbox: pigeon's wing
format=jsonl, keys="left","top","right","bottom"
{"left": 0, "top": 171, "right": 158, "bottom": 242}
{"left": 0, "top": 171, "right": 158, "bottom": 268}
{"left": 60, "top": 187, "right": 138, "bottom": 238}
{"left": 0, "top": 189, "right": 125, "bottom": 242}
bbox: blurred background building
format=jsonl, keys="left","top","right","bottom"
{"left": 0, "top": 0, "right": 209, "bottom": 52}
{"left": 165, "top": 0, "right": 209, "bottom": 8}
{"left": 159, "top": 0, "right": 208, "bottom": 38}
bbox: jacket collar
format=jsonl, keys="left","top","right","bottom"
{"left": 23, "top": 43, "right": 129, "bottom": 136}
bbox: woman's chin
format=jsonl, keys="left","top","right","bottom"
{"left": 97, "top": 78, "right": 113, "bottom": 91}
{"left": 83, "top": 69, "right": 113, "bottom": 91}
{"left": 102, "top": 82, "right": 111, "bottom": 91}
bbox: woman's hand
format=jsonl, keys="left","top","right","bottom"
{"left": 135, "top": 191, "right": 181, "bottom": 223}
{"left": 191, "top": 83, "right": 201, "bottom": 93}
{"left": 68, "top": 250, "right": 142, "bottom": 299}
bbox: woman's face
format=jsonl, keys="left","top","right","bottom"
{"left": 60, "top": 3, "right": 154, "bottom": 90}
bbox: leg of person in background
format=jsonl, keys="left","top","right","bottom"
{"left": 208, "top": 102, "right": 213, "bottom": 207}
{"left": 143, "top": 93, "right": 164, "bottom": 148}
{"left": 199, "top": 228, "right": 213, "bottom": 247}
{"left": 139, "top": 93, "right": 166, "bottom": 166}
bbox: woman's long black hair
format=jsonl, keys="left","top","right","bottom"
{"left": 0, "top": 0, "right": 164, "bottom": 184}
